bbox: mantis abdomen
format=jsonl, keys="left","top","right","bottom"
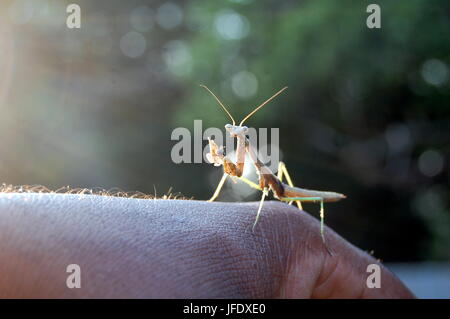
{"left": 282, "top": 184, "right": 346, "bottom": 202}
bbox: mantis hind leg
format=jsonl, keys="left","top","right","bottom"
{"left": 320, "top": 200, "right": 334, "bottom": 256}
{"left": 280, "top": 197, "right": 333, "bottom": 255}
{"left": 208, "top": 173, "right": 228, "bottom": 202}
{"left": 277, "top": 161, "right": 303, "bottom": 210}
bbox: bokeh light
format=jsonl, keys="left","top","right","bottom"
{"left": 156, "top": 2, "right": 183, "bottom": 30}
{"left": 421, "top": 59, "right": 448, "bottom": 87}
{"left": 214, "top": 10, "right": 249, "bottom": 40}
{"left": 130, "top": 5, "right": 154, "bottom": 32}
{"left": 231, "top": 70, "right": 258, "bottom": 98}
{"left": 418, "top": 150, "right": 444, "bottom": 177}
{"left": 162, "top": 40, "right": 193, "bottom": 77}
{"left": 120, "top": 31, "right": 147, "bottom": 58}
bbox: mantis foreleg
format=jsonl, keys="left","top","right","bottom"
{"left": 206, "top": 136, "right": 247, "bottom": 201}
{"left": 208, "top": 173, "right": 228, "bottom": 202}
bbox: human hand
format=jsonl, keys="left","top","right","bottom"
{"left": 0, "top": 193, "right": 414, "bottom": 298}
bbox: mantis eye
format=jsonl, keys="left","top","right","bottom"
{"left": 225, "top": 124, "right": 232, "bottom": 129}
{"left": 241, "top": 126, "right": 249, "bottom": 133}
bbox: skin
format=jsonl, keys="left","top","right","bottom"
{"left": 0, "top": 193, "right": 414, "bottom": 298}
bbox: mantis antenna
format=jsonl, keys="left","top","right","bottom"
{"left": 239, "top": 86, "right": 288, "bottom": 126}
{"left": 199, "top": 85, "right": 236, "bottom": 125}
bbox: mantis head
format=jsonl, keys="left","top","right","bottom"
{"left": 225, "top": 124, "right": 248, "bottom": 138}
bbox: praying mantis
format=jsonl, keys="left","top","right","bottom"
{"left": 201, "top": 85, "right": 346, "bottom": 248}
